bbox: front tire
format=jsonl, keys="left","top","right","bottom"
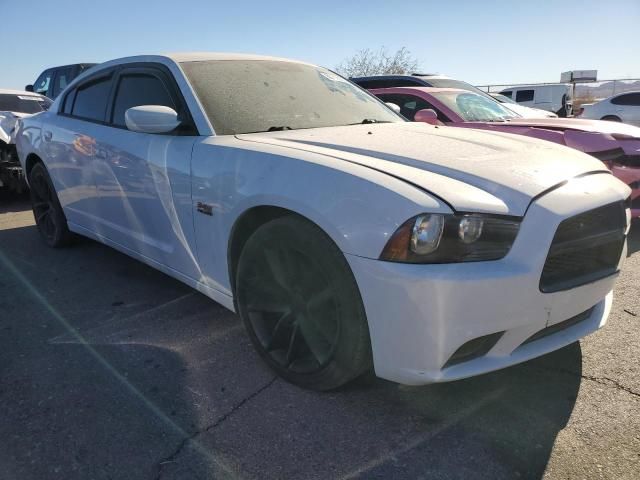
{"left": 601, "top": 115, "right": 622, "bottom": 122}
{"left": 235, "top": 216, "right": 372, "bottom": 390}
{"left": 28, "top": 162, "right": 73, "bottom": 248}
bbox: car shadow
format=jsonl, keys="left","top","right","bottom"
{"left": 0, "top": 190, "right": 30, "bottom": 213}
{"left": 0, "top": 221, "right": 581, "bottom": 480}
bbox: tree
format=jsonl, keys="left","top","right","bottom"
{"left": 335, "top": 47, "right": 419, "bottom": 78}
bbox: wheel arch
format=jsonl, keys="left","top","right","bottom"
{"left": 25, "top": 152, "right": 44, "bottom": 178}
{"left": 227, "top": 205, "right": 335, "bottom": 302}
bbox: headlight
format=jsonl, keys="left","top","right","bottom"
{"left": 380, "top": 213, "right": 521, "bottom": 263}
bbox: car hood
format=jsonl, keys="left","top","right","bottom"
{"left": 237, "top": 122, "right": 609, "bottom": 216}
{"left": 505, "top": 117, "right": 640, "bottom": 138}
{"left": 503, "top": 103, "right": 556, "bottom": 119}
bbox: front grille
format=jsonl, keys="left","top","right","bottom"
{"left": 540, "top": 201, "right": 626, "bottom": 293}
{"left": 522, "top": 307, "right": 594, "bottom": 346}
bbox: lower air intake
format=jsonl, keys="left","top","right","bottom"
{"left": 443, "top": 331, "right": 504, "bottom": 368}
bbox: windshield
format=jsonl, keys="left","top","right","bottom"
{"left": 0, "top": 94, "right": 51, "bottom": 114}
{"left": 181, "top": 60, "right": 403, "bottom": 135}
{"left": 432, "top": 91, "right": 520, "bottom": 122}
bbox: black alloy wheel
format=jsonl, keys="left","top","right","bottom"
{"left": 235, "top": 215, "right": 372, "bottom": 390}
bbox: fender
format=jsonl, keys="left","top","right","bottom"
{"left": 190, "top": 136, "right": 451, "bottom": 293}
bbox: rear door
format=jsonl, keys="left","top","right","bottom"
{"left": 41, "top": 70, "right": 115, "bottom": 229}
{"left": 90, "top": 65, "right": 201, "bottom": 278}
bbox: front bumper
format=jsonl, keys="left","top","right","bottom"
{"left": 348, "top": 173, "right": 630, "bottom": 385}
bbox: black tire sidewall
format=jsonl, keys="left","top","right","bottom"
{"left": 235, "top": 216, "right": 372, "bottom": 390}
{"left": 29, "top": 162, "right": 72, "bottom": 248}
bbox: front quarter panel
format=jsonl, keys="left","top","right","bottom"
{"left": 190, "top": 136, "right": 450, "bottom": 294}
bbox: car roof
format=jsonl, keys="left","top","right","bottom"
{"left": 79, "top": 53, "right": 313, "bottom": 76}
{"left": 0, "top": 88, "right": 47, "bottom": 96}
{"left": 164, "top": 52, "right": 307, "bottom": 63}
{"left": 37, "top": 63, "right": 97, "bottom": 72}
{"left": 500, "top": 84, "right": 571, "bottom": 90}
{"left": 351, "top": 74, "right": 448, "bottom": 81}
{"left": 612, "top": 90, "right": 640, "bottom": 96}
{"left": 371, "top": 86, "right": 469, "bottom": 94}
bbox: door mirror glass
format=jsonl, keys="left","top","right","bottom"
{"left": 414, "top": 108, "right": 440, "bottom": 125}
{"left": 385, "top": 102, "right": 401, "bottom": 114}
{"left": 124, "top": 105, "right": 180, "bottom": 134}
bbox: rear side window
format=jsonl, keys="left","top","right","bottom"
{"left": 611, "top": 93, "right": 640, "bottom": 106}
{"left": 501, "top": 91, "right": 512, "bottom": 98}
{"left": 111, "top": 73, "right": 176, "bottom": 127}
{"left": 71, "top": 75, "right": 113, "bottom": 122}
{"left": 515, "top": 90, "right": 534, "bottom": 102}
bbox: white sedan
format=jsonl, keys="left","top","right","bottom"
{"left": 15, "top": 53, "right": 631, "bottom": 390}
{"left": 578, "top": 91, "right": 640, "bottom": 126}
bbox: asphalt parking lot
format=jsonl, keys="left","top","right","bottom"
{"left": 0, "top": 192, "right": 639, "bottom": 480}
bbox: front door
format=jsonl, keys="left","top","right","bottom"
{"left": 90, "top": 67, "right": 201, "bottom": 279}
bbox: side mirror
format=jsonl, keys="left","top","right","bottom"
{"left": 385, "top": 102, "right": 401, "bottom": 114}
{"left": 414, "top": 108, "right": 440, "bottom": 125}
{"left": 124, "top": 105, "right": 181, "bottom": 134}
{"left": 25, "top": 84, "right": 34, "bottom": 92}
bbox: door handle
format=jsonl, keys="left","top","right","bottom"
{"left": 43, "top": 130, "right": 52, "bottom": 142}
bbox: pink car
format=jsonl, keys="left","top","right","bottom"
{"left": 371, "top": 86, "right": 640, "bottom": 217}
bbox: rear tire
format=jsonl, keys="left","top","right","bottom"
{"left": 28, "top": 162, "right": 74, "bottom": 248}
{"left": 235, "top": 215, "right": 373, "bottom": 390}
{"left": 601, "top": 115, "right": 622, "bottom": 122}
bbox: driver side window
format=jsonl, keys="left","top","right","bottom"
{"left": 110, "top": 72, "right": 176, "bottom": 128}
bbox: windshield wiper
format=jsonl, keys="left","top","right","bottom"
{"left": 267, "top": 126, "right": 293, "bottom": 131}
{"left": 349, "top": 119, "right": 393, "bottom": 125}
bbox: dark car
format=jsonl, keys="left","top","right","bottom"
{"left": 350, "top": 73, "right": 494, "bottom": 99}
{"left": 26, "top": 63, "right": 97, "bottom": 99}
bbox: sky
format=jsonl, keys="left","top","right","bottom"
{"left": 2, "top": 0, "right": 639, "bottom": 89}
